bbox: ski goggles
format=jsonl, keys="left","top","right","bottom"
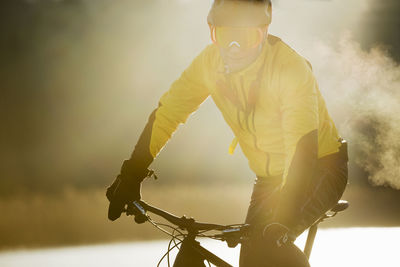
{"left": 209, "top": 24, "right": 267, "bottom": 50}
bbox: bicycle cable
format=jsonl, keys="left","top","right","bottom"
{"left": 157, "top": 237, "right": 182, "bottom": 267}
{"left": 167, "top": 228, "right": 185, "bottom": 267}
{"left": 146, "top": 215, "right": 247, "bottom": 266}
{"left": 148, "top": 217, "right": 184, "bottom": 241}
{"left": 147, "top": 217, "right": 186, "bottom": 267}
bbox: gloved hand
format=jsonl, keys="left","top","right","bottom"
{"left": 106, "top": 160, "right": 149, "bottom": 221}
{"left": 262, "top": 223, "right": 290, "bottom": 248}
{"left": 106, "top": 174, "right": 141, "bottom": 221}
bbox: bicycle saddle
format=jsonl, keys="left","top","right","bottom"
{"left": 330, "top": 200, "right": 349, "bottom": 213}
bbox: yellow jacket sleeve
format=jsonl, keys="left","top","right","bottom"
{"left": 149, "top": 47, "right": 211, "bottom": 158}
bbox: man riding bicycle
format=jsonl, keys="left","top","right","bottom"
{"left": 106, "top": 1, "right": 348, "bottom": 266}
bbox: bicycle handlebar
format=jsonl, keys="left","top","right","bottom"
{"left": 127, "top": 200, "right": 233, "bottom": 232}
{"left": 125, "top": 200, "right": 250, "bottom": 248}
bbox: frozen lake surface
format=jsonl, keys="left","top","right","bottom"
{"left": 0, "top": 228, "right": 399, "bottom": 267}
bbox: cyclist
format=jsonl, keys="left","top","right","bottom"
{"left": 106, "top": 0, "right": 348, "bottom": 266}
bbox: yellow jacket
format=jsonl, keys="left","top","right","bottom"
{"left": 146, "top": 35, "right": 340, "bottom": 183}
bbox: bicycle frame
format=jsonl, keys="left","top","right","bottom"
{"left": 173, "top": 234, "right": 233, "bottom": 267}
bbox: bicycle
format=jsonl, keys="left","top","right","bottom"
{"left": 124, "top": 197, "right": 348, "bottom": 267}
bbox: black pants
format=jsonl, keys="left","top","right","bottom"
{"left": 239, "top": 142, "right": 348, "bottom": 267}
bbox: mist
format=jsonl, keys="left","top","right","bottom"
{"left": 271, "top": 0, "right": 400, "bottom": 189}
{"left": 308, "top": 36, "right": 400, "bottom": 189}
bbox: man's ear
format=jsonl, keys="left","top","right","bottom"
{"left": 266, "top": 3, "right": 272, "bottom": 25}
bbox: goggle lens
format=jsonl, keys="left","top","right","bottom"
{"left": 210, "top": 25, "right": 265, "bottom": 49}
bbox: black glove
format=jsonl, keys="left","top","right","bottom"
{"left": 106, "top": 160, "right": 149, "bottom": 221}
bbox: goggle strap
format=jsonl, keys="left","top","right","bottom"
{"left": 209, "top": 24, "right": 217, "bottom": 44}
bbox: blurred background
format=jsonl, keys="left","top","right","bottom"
{"left": 0, "top": 0, "right": 400, "bottom": 250}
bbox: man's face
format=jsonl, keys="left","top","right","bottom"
{"left": 216, "top": 26, "right": 268, "bottom": 73}
{"left": 208, "top": 1, "right": 271, "bottom": 73}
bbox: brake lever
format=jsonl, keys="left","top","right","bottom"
{"left": 212, "top": 225, "right": 250, "bottom": 248}
{"left": 126, "top": 201, "right": 148, "bottom": 224}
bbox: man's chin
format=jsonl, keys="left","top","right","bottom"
{"left": 224, "top": 60, "right": 250, "bottom": 73}
{"left": 223, "top": 52, "right": 260, "bottom": 73}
